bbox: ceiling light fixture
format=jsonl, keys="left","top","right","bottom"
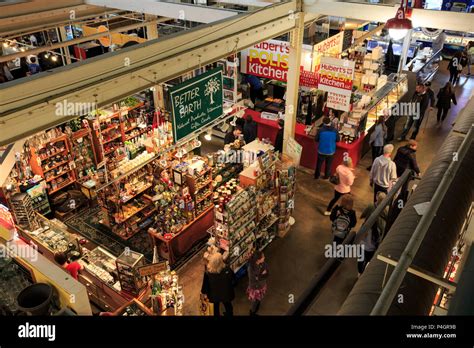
{"left": 51, "top": 55, "right": 58, "bottom": 62}
{"left": 204, "top": 130, "right": 212, "bottom": 141}
{"left": 385, "top": 0, "right": 413, "bottom": 41}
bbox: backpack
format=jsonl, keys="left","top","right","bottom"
{"left": 331, "top": 208, "right": 351, "bottom": 239}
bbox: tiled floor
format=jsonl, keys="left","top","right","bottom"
{"left": 178, "top": 64, "right": 474, "bottom": 316}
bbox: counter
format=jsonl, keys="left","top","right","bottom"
{"left": 245, "top": 109, "right": 366, "bottom": 173}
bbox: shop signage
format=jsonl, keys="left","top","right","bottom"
{"left": 240, "top": 40, "right": 315, "bottom": 88}
{"left": 138, "top": 261, "right": 168, "bottom": 277}
{"left": 313, "top": 31, "right": 344, "bottom": 72}
{"left": 170, "top": 68, "right": 223, "bottom": 143}
{"left": 342, "top": 29, "right": 354, "bottom": 52}
{"left": 286, "top": 137, "right": 302, "bottom": 167}
{"left": 261, "top": 111, "right": 279, "bottom": 121}
{"left": 318, "top": 57, "right": 355, "bottom": 112}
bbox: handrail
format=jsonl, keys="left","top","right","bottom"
{"left": 286, "top": 169, "right": 413, "bottom": 315}
{"left": 371, "top": 124, "right": 474, "bottom": 315}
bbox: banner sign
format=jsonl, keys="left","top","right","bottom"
{"left": 240, "top": 40, "right": 315, "bottom": 88}
{"left": 313, "top": 31, "right": 344, "bottom": 72}
{"left": 317, "top": 57, "right": 355, "bottom": 112}
{"left": 170, "top": 68, "right": 223, "bottom": 143}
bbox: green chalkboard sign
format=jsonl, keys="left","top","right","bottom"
{"left": 170, "top": 68, "right": 223, "bottom": 143}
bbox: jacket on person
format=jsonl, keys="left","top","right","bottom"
{"left": 247, "top": 261, "right": 268, "bottom": 290}
{"left": 394, "top": 145, "right": 420, "bottom": 177}
{"left": 201, "top": 267, "right": 235, "bottom": 303}
{"left": 316, "top": 124, "right": 340, "bottom": 155}
{"left": 436, "top": 87, "right": 457, "bottom": 110}
{"left": 274, "top": 128, "right": 284, "bottom": 153}
{"left": 28, "top": 63, "right": 41, "bottom": 75}
{"left": 426, "top": 88, "right": 436, "bottom": 108}
{"left": 369, "top": 123, "right": 386, "bottom": 147}
{"left": 330, "top": 205, "right": 357, "bottom": 234}
{"left": 359, "top": 203, "right": 387, "bottom": 252}
{"left": 224, "top": 131, "right": 236, "bottom": 145}
{"left": 448, "top": 57, "right": 459, "bottom": 72}
{"left": 370, "top": 155, "right": 397, "bottom": 188}
{"left": 334, "top": 164, "right": 355, "bottom": 194}
{"left": 243, "top": 121, "right": 258, "bottom": 143}
{"left": 411, "top": 91, "right": 429, "bottom": 121}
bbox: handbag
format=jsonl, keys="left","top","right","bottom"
{"left": 199, "top": 294, "right": 214, "bottom": 316}
{"left": 329, "top": 173, "right": 340, "bottom": 185}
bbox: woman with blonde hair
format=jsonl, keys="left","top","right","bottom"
{"left": 329, "top": 194, "right": 357, "bottom": 245}
{"left": 201, "top": 252, "right": 235, "bottom": 316}
{"left": 324, "top": 156, "right": 355, "bottom": 216}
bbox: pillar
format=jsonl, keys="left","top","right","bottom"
{"left": 145, "top": 14, "right": 159, "bottom": 40}
{"left": 283, "top": 3, "right": 305, "bottom": 156}
{"left": 398, "top": 29, "right": 413, "bottom": 73}
{"left": 57, "top": 26, "right": 72, "bottom": 65}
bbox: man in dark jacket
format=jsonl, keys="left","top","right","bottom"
{"left": 243, "top": 115, "right": 258, "bottom": 143}
{"left": 274, "top": 119, "right": 284, "bottom": 154}
{"left": 224, "top": 127, "right": 242, "bottom": 145}
{"left": 394, "top": 140, "right": 420, "bottom": 177}
{"left": 425, "top": 82, "right": 436, "bottom": 109}
{"left": 399, "top": 83, "right": 429, "bottom": 141}
{"left": 314, "top": 117, "right": 340, "bottom": 179}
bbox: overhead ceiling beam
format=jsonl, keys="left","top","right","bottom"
{"left": 0, "top": 4, "right": 112, "bottom": 34}
{"left": 85, "top": 0, "right": 240, "bottom": 23}
{"left": 212, "top": 0, "right": 276, "bottom": 7}
{"left": 304, "top": 0, "right": 474, "bottom": 32}
{"left": 0, "top": 3, "right": 315, "bottom": 146}
{"left": 0, "top": 17, "right": 171, "bottom": 63}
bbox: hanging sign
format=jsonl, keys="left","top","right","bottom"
{"left": 317, "top": 57, "right": 355, "bottom": 112}
{"left": 286, "top": 137, "right": 302, "bottom": 167}
{"left": 138, "top": 261, "right": 168, "bottom": 277}
{"left": 313, "top": 31, "right": 344, "bottom": 72}
{"left": 240, "top": 40, "right": 315, "bottom": 87}
{"left": 170, "top": 68, "right": 223, "bottom": 143}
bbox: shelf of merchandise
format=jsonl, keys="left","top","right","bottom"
{"left": 113, "top": 183, "right": 154, "bottom": 205}
{"left": 115, "top": 200, "right": 154, "bottom": 225}
{"left": 29, "top": 134, "right": 77, "bottom": 196}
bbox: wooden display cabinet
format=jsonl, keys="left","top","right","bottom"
{"left": 29, "top": 134, "right": 77, "bottom": 196}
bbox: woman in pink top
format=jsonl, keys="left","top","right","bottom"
{"left": 324, "top": 157, "right": 355, "bottom": 216}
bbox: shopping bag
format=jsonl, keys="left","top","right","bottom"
{"left": 199, "top": 294, "right": 214, "bottom": 316}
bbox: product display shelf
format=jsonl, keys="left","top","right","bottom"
{"left": 10, "top": 192, "right": 37, "bottom": 230}
{"left": 276, "top": 166, "right": 296, "bottom": 237}
{"left": 115, "top": 249, "right": 147, "bottom": 297}
{"left": 29, "top": 134, "right": 77, "bottom": 196}
{"left": 26, "top": 184, "right": 51, "bottom": 216}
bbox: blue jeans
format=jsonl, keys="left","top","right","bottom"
{"left": 314, "top": 153, "right": 334, "bottom": 179}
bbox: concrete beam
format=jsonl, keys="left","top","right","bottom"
{"left": 0, "top": 3, "right": 299, "bottom": 146}
{"left": 304, "top": 0, "right": 474, "bottom": 32}
{"left": 86, "top": 0, "right": 240, "bottom": 23}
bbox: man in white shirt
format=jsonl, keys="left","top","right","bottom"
{"left": 370, "top": 144, "right": 397, "bottom": 202}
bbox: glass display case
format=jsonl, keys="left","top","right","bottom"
{"left": 349, "top": 74, "right": 408, "bottom": 137}
{"left": 79, "top": 246, "right": 118, "bottom": 286}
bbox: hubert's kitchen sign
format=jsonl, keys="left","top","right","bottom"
{"left": 170, "top": 68, "right": 223, "bottom": 142}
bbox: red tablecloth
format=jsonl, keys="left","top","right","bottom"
{"left": 244, "top": 109, "right": 366, "bottom": 174}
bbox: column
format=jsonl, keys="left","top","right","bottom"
{"left": 145, "top": 14, "right": 159, "bottom": 40}
{"left": 57, "top": 26, "right": 72, "bottom": 65}
{"left": 283, "top": 4, "right": 305, "bottom": 155}
{"left": 398, "top": 29, "right": 413, "bottom": 73}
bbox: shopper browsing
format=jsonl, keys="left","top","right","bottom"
{"left": 448, "top": 52, "right": 462, "bottom": 85}
{"left": 368, "top": 116, "right": 387, "bottom": 170}
{"left": 357, "top": 191, "right": 388, "bottom": 275}
{"left": 54, "top": 252, "right": 83, "bottom": 280}
{"left": 398, "top": 83, "right": 429, "bottom": 141}
{"left": 245, "top": 74, "right": 264, "bottom": 108}
{"left": 370, "top": 144, "right": 397, "bottom": 202}
{"left": 329, "top": 195, "right": 357, "bottom": 245}
{"left": 243, "top": 114, "right": 258, "bottom": 143}
{"left": 394, "top": 140, "right": 420, "bottom": 178}
{"left": 314, "top": 117, "right": 340, "bottom": 179}
{"left": 201, "top": 253, "right": 235, "bottom": 316}
{"left": 224, "top": 126, "right": 242, "bottom": 145}
{"left": 424, "top": 82, "right": 436, "bottom": 111}
{"left": 247, "top": 251, "right": 268, "bottom": 316}
{"left": 324, "top": 156, "right": 355, "bottom": 216}
{"left": 436, "top": 82, "right": 457, "bottom": 126}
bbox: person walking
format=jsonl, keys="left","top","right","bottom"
{"left": 357, "top": 191, "right": 388, "bottom": 275}
{"left": 247, "top": 251, "right": 268, "bottom": 316}
{"left": 458, "top": 50, "right": 469, "bottom": 82}
{"left": 398, "top": 83, "right": 429, "bottom": 141}
{"left": 243, "top": 114, "right": 258, "bottom": 143}
{"left": 425, "top": 82, "right": 436, "bottom": 111}
{"left": 370, "top": 144, "right": 397, "bottom": 202}
{"left": 201, "top": 252, "right": 235, "bottom": 316}
{"left": 314, "top": 117, "right": 340, "bottom": 179}
{"left": 448, "top": 52, "right": 462, "bottom": 85}
{"left": 436, "top": 82, "right": 457, "bottom": 126}
{"left": 393, "top": 140, "right": 420, "bottom": 178}
{"left": 329, "top": 194, "right": 357, "bottom": 245}
{"left": 324, "top": 156, "right": 355, "bottom": 216}
{"left": 368, "top": 116, "right": 387, "bottom": 170}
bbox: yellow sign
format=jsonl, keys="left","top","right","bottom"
{"left": 82, "top": 25, "right": 147, "bottom": 47}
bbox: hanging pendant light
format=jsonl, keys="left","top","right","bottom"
{"left": 385, "top": 0, "right": 413, "bottom": 41}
